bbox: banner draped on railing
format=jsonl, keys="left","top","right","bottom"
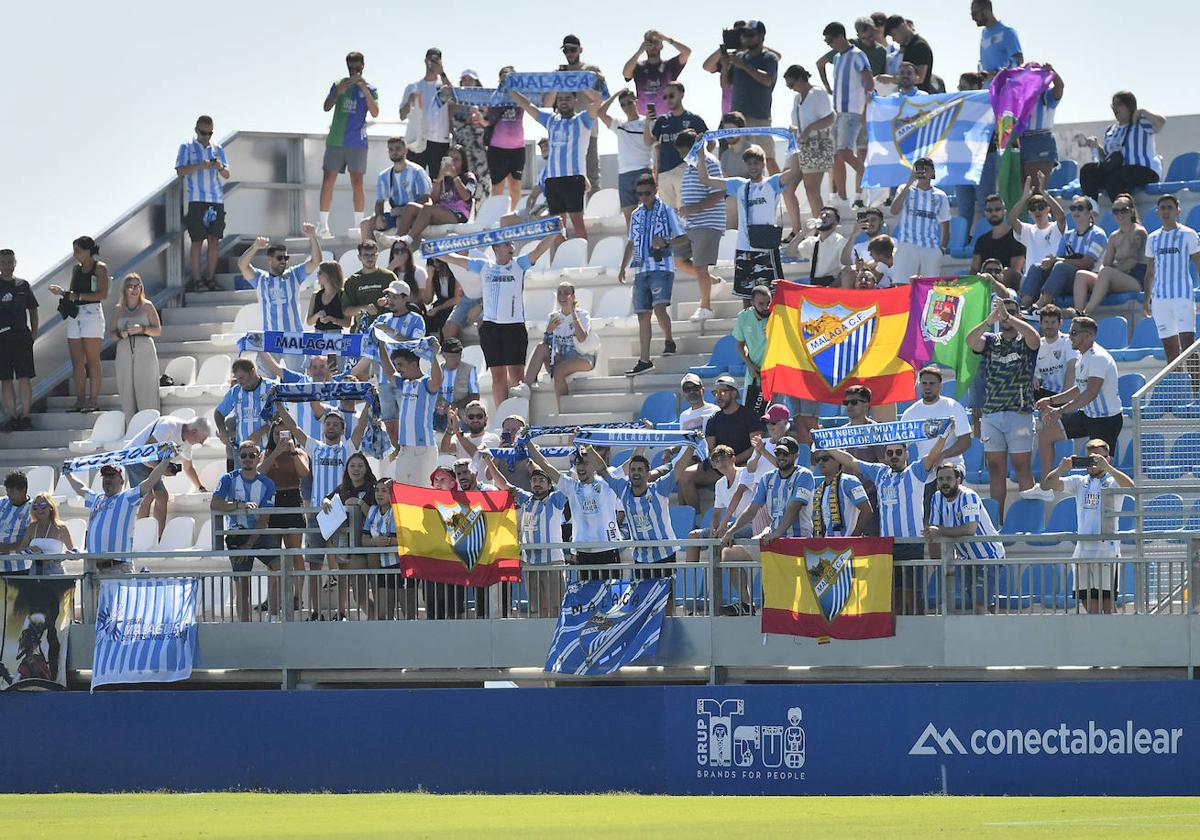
{"left": 810, "top": 418, "right": 951, "bottom": 451}
{"left": 420, "top": 217, "right": 563, "bottom": 259}
{"left": 259, "top": 381, "right": 380, "bottom": 423}
{"left": 545, "top": 578, "right": 672, "bottom": 675}
{"left": 91, "top": 578, "right": 198, "bottom": 690}
{"left": 62, "top": 442, "right": 178, "bottom": 475}
{"left": 238, "top": 331, "right": 364, "bottom": 358}
{"left": 685, "top": 127, "right": 798, "bottom": 167}
{"left": 0, "top": 578, "right": 74, "bottom": 691}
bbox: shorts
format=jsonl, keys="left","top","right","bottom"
{"left": 125, "top": 461, "right": 166, "bottom": 495}
{"left": 633, "top": 270, "right": 674, "bottom": 312}
{"left": 1152, "top": 297, "right": 1197, "bottom": 340}
{"left": 390, "top": 444, "right": 439, "bottom": 486}
{"left": 733, "top": 249, "right": 783, "bottom": 298}
{"left": 743, "top": 116, "right": 778, "bottom": 162}
{"left": 66, "top": 303, "right": 105, "bottom": 340}
{"left": 322, "top": 145, "right": 369, "bottom": 174}
{"left": 226, "top": 534, "right": 280, "bottom": 573}
{"left": 575, "top": 548, "right": 620, "bottom": 582}
{"left": 185, "top": 201, "right": 227, "bottom": 240}
{"left": 550, "top": 345, "right": 597, "bottom": 373}
{"left": 1019, "top": 130, "right": 1059, "bottom": 165}
{"left": 448, "top": 295, "right": 482, "bottom": 328}
{"left": 271, "top": 488, "right": 307, "bottom": 530}
{"left": 487, "top": 146, "right": 526, "bottom": 184}
{"left": 980, "top": 410, "right": 1034, "bottom": 454}
{"left": 635, "top": 553, "right": 677, "bottom": 580}
{"left": 618, "top": 168, "right": 653, "bottom": 210}
{"left": 0, "top": 334, "right": 35, "bottom": 380}
{"left": 676, "top": 226, "right": 723, "bottom": 267}
{"left": 891, "top": 243, "right": 944, "bottom": 285}
{"left": 378, "top": 376, "right": 400, "bottom": 422}
{"left": 656, "top": 164, "right": 685, "bottom": 209}
{"left": 834, "top": 112, "right": 865, "bottom": 152}
{"left": 787, "top": 395, "right": 823, "bottom": 417}
{"left": 796, "top": 129, "right": 835, "bottom": 173}
{"left": 479, "top": 320, "right": 529, "bottom": 368}
{"left": 304, "top": 513, "right": 344, "bottom": 565}
{"left": 408, "top": 141, "right": 450, "bottom": 175}
{"left": 1061, "top": 410, "right": 1123, "bottom": 455}
{"left": 544, "top": 174, "right": 587, "bottom": 214}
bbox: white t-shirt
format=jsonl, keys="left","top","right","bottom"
{"left": 451, "top": 430, "right": 501, "bottom": 479}
{"left": 1075, "top": 344, "right": 1121, "bottom": 419}
{"left": 1035, "top": 334, "right": 1077, "bottom": 395}
{"left": 1062, "top": 473, "right": 1125, "bottom": 559}
{"left": 402, "top": 79, "right": 450, "bottom": 143}
{"left": 611, "top": 117, "right": 653, "bottom": 174}
{"left": 467, "top": 254, "right": 534, "bottom": 324}
{"left": 797, "top": 231, "right": 848, "bottom": 279}
{"left": 1015, "top": 221, "right": 1064, "bottom": 268}
{"left": 791, "top": 88, "right": 833, "bottom": 132}
{"left": 900, "top": 396, "right": 971, "bottom": 468}
{"left": 127, "top": 416, "right": 194, "bottom": 459}
{"left": 546, "top": 308, "right": 592, "bottom": 358}
{"left": 714, "top": 467, "right": 755, "bottom": 522}
{"left": 725, "top": 175, "right": 785, "bottom": 252}
{"left": 556, "top": 474, "right": 624, "bottom": 544}
{"left": 679, "top": 402, "right": 720, "bottom": 434}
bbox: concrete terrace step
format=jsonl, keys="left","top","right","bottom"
{"left": 160, "top": 304, "right": 247, "bottom": 326}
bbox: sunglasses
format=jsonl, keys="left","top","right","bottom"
{"left": 32, "top": 502, "right": 50, "bottom": 510}
{"left": 1069, "top": 204, "right": 1090, "bottom": 212}
{"left": 465, "top": 414, "right": 486, "bottom": 420}
{"left": 842, "top": 398, "right": 865, "bottom": 406}
{"left": 1112, "top": 207, "right": 1132, "bottom": 214}
{"left": 813, "top": 455, "right": 832, "bottom": 463}
{"left": 682, "top": 384, "right": 701, "bottom": 392}
{"left": 238, "top": 452, "right": 258, "bottom": 459}
{"left": 274, "top": 255, "right": 291, "bottom": 261}
{"left": 885, "top": 449, "right": 906, "bottom": 458}
{"left": 1029, "top": 202, "right": 1048, "bottom": 210}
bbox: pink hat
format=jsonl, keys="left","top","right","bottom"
{"left": 761, "top": 404, "right": 792, "bottom": 423}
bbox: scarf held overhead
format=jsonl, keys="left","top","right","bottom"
{"left": 420, "top": 216, "right": 564, "bottom": 259}
{"left": 62, "top": 441, "right": 177, "bottom": 475}
{"left": 494, "top": 70, "right": 609, "bottom": 102}
{"left": 684, "top": 127, "right": 798, "bottom": 167}
{"left": 238, "top": 331, "right": 364, "bottom": 358}
{"left": 259, "top": 381, "right": 380, "bottom": 422}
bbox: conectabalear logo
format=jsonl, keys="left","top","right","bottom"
{"left": 910, "top": 721, "right": 1184, "bottom": 757}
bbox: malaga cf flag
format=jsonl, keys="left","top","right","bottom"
{"left": 761, "top": 537, "right": 895, "bottom": 640}
{"left": 899, "top": 275, "right": 992, "bottom": 390}
{"left": 863, "top": 91, "right": 994, "bottom": 188}
{"left": 545, "top": 578, "right": 672, "bottom": 676}
{"left": 392, "top": 483, "right": 520, "bottom": 587}
{"left": 92, "top": 578, "right": 198, "bottom": 690}
{"left": 761, "top": 282, "right": 915, "bottom": 405}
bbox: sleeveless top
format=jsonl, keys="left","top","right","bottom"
{"left": 28, "top": 530, "right": 66, "bottom": 575}
{"left": 70, "top": 262, "right": 102, "bottom": 307}
{"left": 116, "top": 303, "right": 153, "bottom": 332}
{"left": 312, "top": 289, "right": 346, "bottom": 331}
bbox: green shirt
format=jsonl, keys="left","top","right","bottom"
{"left": 732, "top": 308, "right": 770, "bottom": 388}
{"left": 341, "top": 268, "right": 398, "bottom": 310}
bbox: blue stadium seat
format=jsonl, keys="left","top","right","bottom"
{"left": 1169, "top": 431, "right": 1200, "bottom": 478}
{"left": 1097, "top": 211, "right": 1117, "bottom": 235}
{"left": 1118, "top": 372, "right": 1146, "bottom": 411}
{"left": 965, "top": 215, "right": 991, "bottom": 251}
{"left": 1139, "top": 373, "right": 1191, "bottom": 420}
{"left": 670, "top": 505, "right": 697, "bottom": 536}
{"left": 1117, "top": 439, "right": 1135, "bottom": 473}
{"left": 1144, "top": 493, "right": 1184, "bottom": 531}
{"left": 1001, "top": 499, "right": 1045, "bottom": 535}
{"left": 1027, "top": 439, "right": 1075, "bottom": 481}
{"left": 698, "top": 508, "right": 714, "bottom": 531}
{"left": 982, "top": 497, "right": 1001, "bottom": 528}
{"left": 1185, "top": 500, "right": 1200, "bottom": 532}
{"left": 1095, "top": 315, "right": 1128, "bottom": 350}
{"left": 688, "top": 335, "right": 743, "bottom": 378}
{"left": 1188, "top": 204, "right": 1200, "bottom": 231}
{"left": 1032, "top": 498, "right": 1078, "bottom": 547}
{"left": 1138, "top": 432, "right": 1166, "bottom": 473}
{"left": 948, "top": 215, "right": 971, "bottom": 259}
{"left": 1111, "top": 319, "right": 1167, "bottom": 364}
{"left": 964, "top": 438, "right": 986, "bottom": 483}
{"left": 638, "top": 391, "right": 679, "bottom": 428}
{"left": 1144, "top": 151, "right": 1200, "bottom": 194}
{"left": 1141, "top": 210, "right": 1162, "bottom": 234}
{"left": 1046, "top": 159, "right": 1080, "bottom": 196}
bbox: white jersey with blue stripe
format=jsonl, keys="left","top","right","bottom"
{"left": 0, "top": 498, "right": 32, "bottom": 573}
{"left": 393, "top": 374, "right": 438, "bottom": 447}
{"left": 895, "top": 186, "right": 950, "bottom": 249}
{"left": 175, "top": 140, "right": 229, "bottom": 204}
{"left": 812, "top": 473, "right": 869, "bottom": 538}
{"left": 832, "top": 46, "right": 871, "bottom": 114}
{"left": 515, "top": 488, "right": 568, "bottom": 565}
{"left": 928, "top": 486, "right": 1004, "bottom": 560}
{"left": 605, "top": 472, "right": 677, "bottom": 563}
{"left": 858, "top": 460, "right": 928, "bottom": 539}
{"left": 214, "top": 471, "right": 276, "bottom": 530}
{"left": 535, "top": 109, "right": 595, "bottom": 179}
{"left": 247, "top": 266, "right": 307, "bottom": 334}
{"left": 1074, "top": 344, "right": 1120, "bottom": 419}
{"left": 1102, "top": 118, "right": 1162, "bottom": 177}
{"left": 680, "top": 153, "right": 726, "bottom": 231}
{"left": 365, "top": 504, "right": 400, "bottom": 567}
{"left": 469, "top": 254, "right": 534, "bottom": 324}
{"left": 1027, "top": 89, "right": 1059, "bottom": 131}
{"left": 375, "top": 161, "right": 433, "bottom": 206}
{"left": 629, "top": 199, "right": 685, "bottom": 273}
{"left": 1146, "top": 225, "right": 1200, "bottom": 301}
{"left": 305, "top": 438, "right": 357, "bottom": 507}
{"left": 84, "top": 487, "right": 145, "bottom": 560}
{"left": 752, "top": 466, "right": 815, "bottom": 537}
{"left": 1057, "top": 225, "right": 1107, "bottom": 263}
{"left": 367, "top": 310, "right": 426, "bottom": 364}
{"left": 217, "top": 370, "right": 300, "bottom": 446}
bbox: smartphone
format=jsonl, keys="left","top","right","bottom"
{"left": 856, "top": 211, "right": 868, "bottom": 223}
{"left": 440, "top": 156, "right": 453, "bottom": 170}
{"left": 1070, "top": 455, "right": 1095, "bottom": 469}
{"left": 280, "top": 430, "right": 291, "bottom": 442}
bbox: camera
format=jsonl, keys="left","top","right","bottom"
{"left": 722, "top": 25, "right": 745, "bottom": 50}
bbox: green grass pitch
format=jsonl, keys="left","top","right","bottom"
{"left": 1, "top": 793, "right": 1197, "bottom": 838}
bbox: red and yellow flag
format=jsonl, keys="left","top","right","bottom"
{"left": 761, "top": 537, "right": 895, "bottom": 640}
{"left": 391, "top": 483, "right": 520, "bottom": 587}
{"left": 761, "top": 282, "right": 915, "bottom": 405}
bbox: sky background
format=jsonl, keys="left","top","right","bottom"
{"left": 3, "top": 1, "right": 1193, "bottom": 277}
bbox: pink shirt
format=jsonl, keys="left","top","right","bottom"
{"left": 487, "top": 105, "right": 525, "bottom": 150}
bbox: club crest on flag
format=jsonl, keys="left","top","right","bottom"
{"left": 893, "top": 96, "right": 966, "bottom": 168}
{"left": 921, "top": 288, "right": 965, "bottom": 344}
{"left": 804, "top": 546, "right": 854, "bottom": 623}
{"left": 434, "top": 500, "right": 487, "bottom": 569}
{"left": 800, "top": 301, "right": 878, "bottom": 389}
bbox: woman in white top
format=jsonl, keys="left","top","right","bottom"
{"left": 516, "top": 282, "right": 595, "bottom": 400}
{"left": 783, "top": 65, "right": 835, "bottom": 236}
{"left": 13, "top": 493, "right": 75, "bottom": 576}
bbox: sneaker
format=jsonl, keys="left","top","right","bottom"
{"left": 851, "top": 199, "right": 865, "bottom": 210}
{"left": 1, "top": 419, "right": 16, "bottom": 433}
{"left": 1020, "top": 486, "right": 1056, "bottom": 501}
{"left": 662, "top": 340, "right": 677, "bottom": 356}
{"left": 689, "top": 307, "right": 714, "bottom": 323}
{"left": 508, "top": 382, "right": 531, "bottom": 398}
{"left": 305, "top": 612, "right": 325, "bottom": 622}
{"left": 625, "top": 360, "right": 655, "bottom": 376}
{"left": 18, "top": 417, "right": 34, "bottom": 430}
{"left": 316, "top": 226, "right": 334, "bottom": 239}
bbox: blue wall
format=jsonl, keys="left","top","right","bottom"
{"left": 7, "top": 682, "right": 1198, "bottom": 795}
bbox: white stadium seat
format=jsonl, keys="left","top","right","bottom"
{"left": 23, "top": 465, "right": 54, "bottom": 497}
{"left": 589, "top": 236, "right": 626, "bottom": 274}
{"left": 67, "top": 410, "right": 127, "bottom": 454}
{"left": 583, "top": 189, "right": 624, "bottom": 232}
{"left": 338, "top": 250, "right": 363, "bottom": 278}
{"left": 121, "top": 409, "right": 161, "bottom": 446}
{"left": 549, "top": 238, "right": 588, "bottom": 272}
{"left": 64, "top": 519, "right": 86, "bottom": 550}
{"left": 180, "top": 354, "right": 233, "bottom": 398}
{"left": 210, "top": 304, "right": 262, "bottom": 348}
{"left": 490, "top": 397, "right": 529, "bottom": 432}
{"left": 132, "top": 518, "right": 159, "bottom": 553}
{"left": 160, "top": 356, "right": 197, "bottom": 395}
{"left": 169, "top": 407, "right": 198, "bottom": 421}
{"left": 158, "top": 516, "right": 197, "bottom": 552}
{"left": 457, "top": 194, "right": 509, "bottom": 232}
{"left": 593, "top": 285, "right": 635, "bottom": 328}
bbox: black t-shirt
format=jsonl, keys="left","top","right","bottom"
{"left": 0, "top": 277, "right": 37, "bottom": 334}
{"left": 972, "top": 229, "right": 1027, "bottom": 268}
{"left": 903, "top": 35, "right": 936, "bottom": 93}
{"left": 705, "top": 404, "right": 764, "bottom": 457}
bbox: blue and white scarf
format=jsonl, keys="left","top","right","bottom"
{"left": 373, "top": 331, "right": 437, "bottom": 362}
{"left": 494, "top": 71, "right": 609, "bottom": 103}
{"left": 489, "top": 425, "right": 707, "bottom": 468}
{"left": 259, "top": 381, "right": 381, "bottom": 423}
{"left": 454, "top": 87, "right": 512, "bottom": 107}
{"left": 810, "top": 417, "right": 951, "bottom": 451}
{"left": 238, "top": 331, "right": 364, "bottom": 358}
{"left": 630, "top": 199, "right": 673, "bottom": 269}
{"left": 63, "top": 441, "right": 177, "bottom": 475}
{"left": 420, "top": 217, "right": 564, "bottom": 259}
{"left": 684, "top": 127, "right": 798, "bottom": 167}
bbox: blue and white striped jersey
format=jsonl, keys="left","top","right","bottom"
{"left": 84, "top": 487, "right": 145, "bottom": 560}
{"left": 439, "top": 365, "right": 479, "bottom": 406}
{"left": 392, "top": 374, "right": 438, "bottom": 447}
{"left": 752, "top": 466, "right": 815, "bottom": 537}
{"left": 1074, "top": 344, "right": 1121, "bottom": 419}
{"left": 364, "top": 504, "right": 399, "bottom": 568}
{"left": 629, "top": 199, "right": 685, "bottom": 273}
{"left": 895, "top": 186, "right": 951, "bottom": 249}
{"left": 858, "top": 460, "right": 928, "bottom": 539}
{"left": 0, "top": 498, "right": 32, "bottom": 573}
{"left": 1102, "top": 118, "right": 1162, "bottom": 177}
{"left": 217, "top": 370, "right": 302, "bottom": 446}
{"left": 1057, "top": 225, "right": 1107, "bottom": 263}
{"left": 514, "top": 488, "right": 568, "bottom": 564}
{"left": 928, "top": 486, "right": 1004, "bottom": 560}
{"left": 214, "top": 471, "right": 276, "bottom": 530}
{"left": 305, "top": 438, "right": 357, "bottom": 507}
{"left": 604, "top": 472, "right": 678, "bottom": 563}
{"left": 832, "top": 46, "right": 871, "bottom": 114}
{"left": 535, "top": 109, "right": 595, "bottom": 179}
{"left": 375, "top": 161, "right": 433, "bottom": 206}
{"left": 1146, "top": 225, "right": 1200, "bottom": 301}
{"left": 812, "top": 473, "right": 869, "bottom": 537}
{"left": 469, "top": 254, "right": 534, "bottom": 325}
{"left": 247, "top": 266, "right": 307, "bottom": 334}
{"left": 680, "top": 153, "right": 726, "bottom": 231}
{"left": 1027, "top": 89, "right": 1059, "bottom": 131}
{"left": 175, "top": 140, "right": 229, "bottom": 204}
{"left": 366, "top": 310, "right": 426, "bottom": 364}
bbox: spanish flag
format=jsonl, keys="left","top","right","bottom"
{"left": 761, "top": 537, "right": 895, "bottom": 639}
{"left": 760, "top": 282, "right": 915, "bottom": 405}
{"left": 391, "top": 483, "right": 521, "bottom": 587}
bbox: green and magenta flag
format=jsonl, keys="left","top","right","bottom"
{"left": 989, "top": 65, "right": 1056, "bottom": 211}
{"left": 899, "top": 275, "right": 992, "bottom": 391}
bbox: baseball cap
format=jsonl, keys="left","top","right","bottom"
{"left": 385, "top": 280, "right": 410, "bottom": 297}
{"left": 99, "top": 465, "right": 122, "bottom": 477}
{"left": 460, "top": 68, "right": 480, "bottom": 82}
{"left": 430, "top": 466, "right": 455, "bottom": 485}
{"left": 746, "top": 19, "right": 766, "bottom": 34}
{"left": 762, "top": 404, "right": 792, "bottom": 424}
{"left": 529, "top": 466, "right": 551, "bottom": 480}
{"left": 561, "top": 34, "right": 581, "bottom": 48}
{"left": 680, "top": 372, "right": 703, "bottom": 388}
{"left": 775, "top": 435, "right": 800, "bottom": 455}
{"left": 714, "top": 374, "right": 740, "bottom": 392}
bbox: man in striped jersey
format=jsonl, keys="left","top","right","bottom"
{"left": 214, "top": 358, "right": 303, "bottom": 452}
{"left": 925, "top": 462, "right": 1004, "bottom": 614}
{"left": 509, "top": 87, "right": 601, "bottom": 239}
{"left": 490, "top": 463, "right": 567, "bottom": 618}
{"left": 388, "top": 338, "right": 442, "bottom": 485}
{"left": 360, "top": 137, "right": 433, "bottom": 244}
{"left": 257, "top": 351, "right": 336, "bottom": 441}
{"left": 811, "top": 448, "right": 874, "bottom": 537}
{"left": 1018, "top": 196, "right": 1106, "bottom": 312}
{"left": 64, "top": 449, "right": 178, "bottom": 574}
{"left": 210, "top": 440, "right": 277, "bottom": 621}
{"left": 822, "top": 22, "right": 874, "bottom": 207}
{"left": 175, "top": 115, "right": 230, "bottom": 292}
{"left": 672, "top": 130, "right": 725, "bottom": 322}
{"left": 826, "top": 424, "right": 954, "bottom": 613}
{"left": 0, "top": 471, "right": 32, "bottom": 575}
{"left": 722, "top": 436, "right": 815, "bottom": 545}
{"left": 890, "top": 157, "right": 950, "bottom": 283}
{"left": 1144, "top": 195, "right": 1200, "bottom": 368}
{"left": 372, "top": 281, "right": 426, "bottom": 445}
{"left": 237, "top": 223, "right": 324, "bottom": 371}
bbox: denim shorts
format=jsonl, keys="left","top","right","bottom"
{"left": 633, "top": 270, "right": 674, "bottom": 313}
{"left": 1019, "top": 130, "right": 1058, "bottom": 164}
{"left": 980, "top": 410, "right": 1034, "bottom": 454}
{"left": 378, "top": 376, "right": 400, "bottom": 421}
{"left": 834, "top": 112, "right": 865, "bottom": 152}
{"left": 618, "top": 168, "right": 653, "bottom": 210}
{"left": 448, "top": 295, "right": 482, "bottom": 328}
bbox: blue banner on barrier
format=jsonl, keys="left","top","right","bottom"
{"left": 91, "top": 578, "right": 197, "bottom": 690}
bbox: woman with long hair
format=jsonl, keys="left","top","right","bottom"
{"left": 319, "top": 452, "right": 377, "bottom": 620}
{"left": 12, "top": 493, "right": 75, "bottom": 576}
{"left": 404, "top": 146, "right": 478, "bottom": 247}
{"left": 516, "top": 282, "right": 595, "bottom": 399}
{"left": 1070, "top": 193, "right": 1147, "bottom": 317}
{"left": 111, "top": 273, "right": 162, "bottom": 419}
{"left": 48, "top": 236, "right": 109, "bottom": 412}
{"left": 260, "top": 421, "right": 311, "bottom": 617}
{"left": 422, "top": 257, "right": 462, "bottom": 338}
{"left": 1079, "top": 91, "right": 1166, "bottom": 202}
{"left": 386, "top": 238, "right": 427, "bottom": 299}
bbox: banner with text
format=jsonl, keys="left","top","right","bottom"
{"left": 91, "top": 578, "right": 198, "bottom": 690}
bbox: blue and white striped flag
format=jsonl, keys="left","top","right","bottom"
{"left": 863, "top": 91, "right": 994, "bottom": 188}
{"left": 545, "top": 577, "right": 671, "bottom": 676}
{"left": 91, "top": 578, "right": 197, "bottom": 690}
